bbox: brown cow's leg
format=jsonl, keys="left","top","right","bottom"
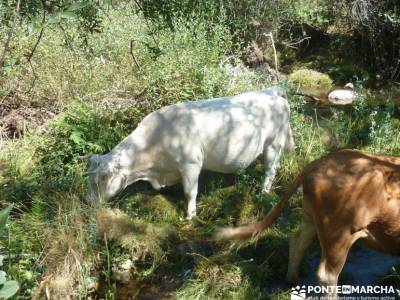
{"left": 286, "top": 211, "right": 316, "bottom": 285}
{"left": 316, "top": 229, "right": 368, "bottom": 299}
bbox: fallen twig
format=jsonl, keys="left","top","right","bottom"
{"left": 31, "top": 276, "right": 50, "bottom": 300}
{"left": 293, "top": 92, "right": 321, "bottom": 103}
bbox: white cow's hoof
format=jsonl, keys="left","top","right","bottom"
{"left": 263, "top": 178, "right": 273, "bottom": 193}
{"left": 263, "top": 184, "right": 272, "bottom": 193}
{"left": 263, "top": 187, "right": 271, "bottom": 193}
{"left": 186, "top": 212, "right": 196, "bottom": 220}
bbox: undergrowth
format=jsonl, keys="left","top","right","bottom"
{"left": 1, "top": 2, "right": 400, "bottom": 300}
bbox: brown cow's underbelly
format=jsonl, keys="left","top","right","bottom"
{"left": 360, "top": 238, "right": 400, "bottom": 255}
{"left": 360, "top": 227, "right": 400, "bottom": 256}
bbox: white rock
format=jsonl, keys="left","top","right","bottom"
{"left": 328, "top": 89, "right": 357, "bottom": 105}
{"left": 112, "top": 259, "right": 134, "bottom": 284}
{"left": 120, "top": 259, "right": 133, "bottom": 270}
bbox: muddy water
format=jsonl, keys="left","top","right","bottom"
{"left": 114, "top": 241, "right": 214, "bottom": 300}
{"left": 302, "top": 246, "right": 400, "bottom": 286}
{"left": 264, "top": 245, "right": 400, "bottom": 299}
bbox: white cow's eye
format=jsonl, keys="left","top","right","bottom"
{"left": 100, "top": 175, "right": 107, "bottom": 182}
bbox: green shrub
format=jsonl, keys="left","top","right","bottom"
{"left": 288, "top": 68, "right": 333, "bottom": 96}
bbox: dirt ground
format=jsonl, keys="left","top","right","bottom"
{"left": 0, "top": 105, "right": 57, "bottom": 139}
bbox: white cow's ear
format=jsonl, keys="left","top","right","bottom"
{"left": 78, "top": 153, "right": 93, "bottom": 160}
{"left": 90, "top": 154, "right": 100, "bottom": 163}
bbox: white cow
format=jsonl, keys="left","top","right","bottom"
{"left": 86, "top": 86, "right": 294, "bottom": 219}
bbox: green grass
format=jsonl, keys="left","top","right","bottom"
{"left": 1, "top": 3, "right": 400, "bottom": 300}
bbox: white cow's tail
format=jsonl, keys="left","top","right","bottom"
{"left": 285, "top": 126, "right": 295, "bottom": 152}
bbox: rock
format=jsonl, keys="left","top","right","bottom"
{"left": 120, "top": 259, "right": 134, "bottom": 270}
{"left": 112, "top": 259, "right": 134, "bottom": 284}
{"left": 328, "top": 89, "right": 357, "bottom": 105}
{"left": 84, "top": 277, "right": 99, "bottom": 291}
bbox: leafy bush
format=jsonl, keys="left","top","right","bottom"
{"left": 138, "top": 0, "right": 334, "bottom": 41}
{"left": 347, "top": 0, "right": 400, "bottom": 80}
{"left": 35, "top": 101, "right": 141, "bottom": 178}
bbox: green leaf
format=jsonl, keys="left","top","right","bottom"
{"left": 0, "top": 280, "right": 19, "bottom": 299}
{"left": 0, "top": 256, "right": 3, "bottom": 267}
{"left": 47, "top": 11, "right": 77, "bottom": 24}
{"left": 47, "top": 13, "right": 61, "bottom": 24}
{"left": 58, "top": 11, "right": 78, "bottom": 19}
{"left": 0, "top": 205, "right": 13, "bottom": 232}
{"left": 70, "top": 131, "right": 84, "bottom": 145}
{"left": 68, "top": 1, "right": 89, "bottom": 11}
{"left": 0, "top": 271, "right": 6, "bottom": 285}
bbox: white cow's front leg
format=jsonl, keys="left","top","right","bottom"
{"left": 180, "top": 163, "right": 202, "bottom": 220}
{"left": 263, "top": 141, "right": 283, "bottom": 193}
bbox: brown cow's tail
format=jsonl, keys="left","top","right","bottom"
{"left": 215, "top": 173, "right": 303, "bottom": 241}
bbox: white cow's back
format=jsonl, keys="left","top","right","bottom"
{"left": 132, "top": 90, "right": 290, "bottom": 173}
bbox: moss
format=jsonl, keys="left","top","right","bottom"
{"left": 197, "top": 186, "right": 245, "bottom": 223}
{"left": 146, "top": 195, "right": 179, "bottom": 220}
{"left": 238, "top": 194, "right": 259, "bottom": 226}
{"left": 123, "top": 193, "right": 182, "bottom": 222}
{"left": 288, "top": 68, "right": 333, "bottom": 96}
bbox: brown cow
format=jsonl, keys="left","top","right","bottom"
{"left": 216, "top": 149, "right": 400, "bottom": 297}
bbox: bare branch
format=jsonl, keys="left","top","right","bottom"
{"left": 263, "top": 32, "right": 280, "bottom": 82}
{"left": 350, "top": 0, "right": 375, "bottom": 27}
{"left": 282, "top": 36, "right": 311, "bottom": 49}
{"left": 133, "top": 0, "right": 159, "bottom": 48}
{"left": 25, "top": 0, "right": 46, "bottom": 64}
{"left": 130, "top": 39, "right": 141, "bottom": 69}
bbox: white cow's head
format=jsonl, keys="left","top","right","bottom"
{"left": 86, "top": 154, "right": 127, "bottom": 206}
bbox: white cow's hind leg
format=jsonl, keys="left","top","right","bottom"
{"left": 262, "top": 138, "right": 284, "bottom": 193}
{"left": 180, "top": 163, "right": 202, "bottom": 220}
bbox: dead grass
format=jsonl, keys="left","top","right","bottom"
{"left": 96, "top": 208, "right": 178, "bottom": 274}
{"left": 30, "top": 199, "right": 96, "bottom": 299}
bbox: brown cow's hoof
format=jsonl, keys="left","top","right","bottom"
{"left": 285, "top": 273, "right": 299, "bottom": 286}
